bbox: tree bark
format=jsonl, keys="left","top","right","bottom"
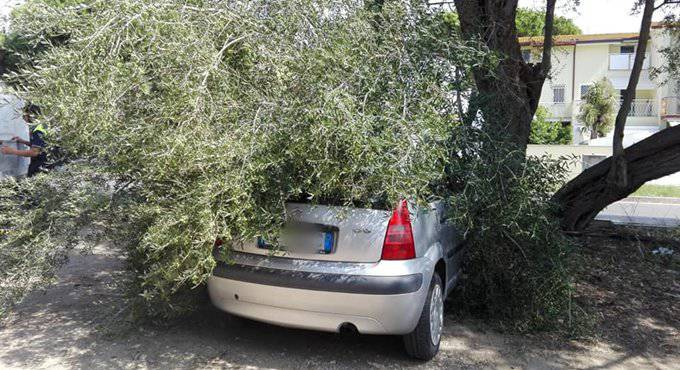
{"left": 553, "top": 125, "right": 680, "bottom": 231}
{"left": 608, "top": 0, "right": 655, "bottom": 188}
{"left": 453, "top": 0, "right": 556, "bottom": 151}
{"left": 552, "top": 0, "right": 680, "bottom": 231}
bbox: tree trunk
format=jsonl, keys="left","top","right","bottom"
{"left": 553, "top": 0, "right": 672, "bottom": 231}
{"left": 453, "top": 0, "right": 556, "bottom": 151}
{"left": 590, "top": 127, "right": 598, "bottom": 140}
{"left": 553, "top": 125, "right": 680, "bottom": 231}
{"left": 608, "top": 0, "right": 655, "bottom": 188}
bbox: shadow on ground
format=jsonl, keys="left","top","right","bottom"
{"left": 0, "top": 236, "right": 678, "bottom": 369}
{"left": 572, "top": 230, "right": 679, "bottom": 359}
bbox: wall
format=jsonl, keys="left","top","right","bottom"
{"left": 651, "top": 27, "right": 680, "bottom": 126}
{"left": 527, "top": 144, "right": 611, "bottom": 180}
{"left": 539, "top": 45, "right": 574, "bottom": 121}
{"left": 527, "top": 144, "right": 680, "bottom": 186}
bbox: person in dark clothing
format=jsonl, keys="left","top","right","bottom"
{"left": 0, "top": 104, "right": 48, "bottom": 177}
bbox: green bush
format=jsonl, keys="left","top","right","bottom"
{"left": 529, "top": 106, "right": 572, "bottom": 145}
{"left": 5, "top": 0, "right": 486, "bottom": 316}
{"left": 447, "top": 128, "right": 578, "bottom": 332}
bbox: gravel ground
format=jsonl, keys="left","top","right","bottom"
{"left": 0, "top": 238, "right": 678, "bottom": 370}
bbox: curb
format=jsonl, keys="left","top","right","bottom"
{"left": 622, "top": 196, "right": 680, "bottom": 205}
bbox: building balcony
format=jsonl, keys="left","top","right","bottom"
{"left": 609, "top": 53, "right": 650, "bottom": 70}
{"left": 570, "top": 99, "right": 657, "bottom": 130}
{"left": 539, "top": 102, "right": 572, "bottom": 119}
{"left": 661, "top": 96, "right": 680, "bottom": 118}
{"left": 616, "top": 99, "right": 656, "bottom": 117}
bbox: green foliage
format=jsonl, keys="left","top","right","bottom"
{"left": 6, "top": 0, "right": 486, "bottom": 316}
{"left": 1, "top": 0, "right": 92, "bottom": 78}
{"left": 529, "top": 106, "right": 572, "bottom": 145}
{"left": 3, "top": 0, "right": 580, "bottom": 333}
{"left": 447, "top": 128, "right": 579, "bottom": 332}
{"left": 0, "top": 164, "right": 119, "bottom": 317}
{"left": 441, "top": 11, "right": 460, "bottom": 31}
{"left": 441, "top": 8, "right": 581, "bottom": 37}
{"left": 516, "top": 8, "right": 582, "bottom": 37}
{"left": 651, "top": 17, "right": 680, "bottom": 88}
{"left": 577, "top": 77, "right": 617, "bottom": 139}
{"left": 0, "top": 32, "right": 39, "bottom": 76}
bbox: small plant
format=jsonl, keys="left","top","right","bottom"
{"left": 577, "top": 77, "right": 617, "bottom": 140}
{"left": 446, "top": 127, "right": 581, "bottom": 333}
{"left": 529, "top": 106, "right": 572, "bottom": 145}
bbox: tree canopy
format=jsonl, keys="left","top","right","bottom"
{"left": 516, "top": 7, "right": 581, "bottom": 37}
{"left": 2, "top": 0, "right": 487, "bottom": 316}
{"left": 440, "top": 7, "right": 580, "bottom": 37}
{"left": 2, "top": 1, "right": 89, "bottom": 76}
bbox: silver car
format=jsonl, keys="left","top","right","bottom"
{"left": 208, "top": 200, "right": 461, "bottom": 360}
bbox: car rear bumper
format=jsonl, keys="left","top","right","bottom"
{"left": 207, "top": 252, "right": 434, "bottom": 335}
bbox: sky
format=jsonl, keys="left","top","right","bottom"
{"left": 519, "top": 0, "right": 674, "bottom": 34}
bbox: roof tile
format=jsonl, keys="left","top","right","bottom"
{"left": 519, "top": 32, "right": 640, "bottom": 46}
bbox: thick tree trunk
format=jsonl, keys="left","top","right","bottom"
{"left": 453, "top": 0, "right": 556, "bottom": 151}
{"left": 553, "top": 125, "right": 680, "bottom": 231}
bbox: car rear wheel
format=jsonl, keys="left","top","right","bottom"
{"left": 403, "top": 273, "right": 443, "bottom": 360}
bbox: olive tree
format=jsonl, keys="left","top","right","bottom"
{"left": 555, "top": 0, "right": 680, "bottom": 230}
{"left": 439, "top": 0, "right": 680, "bottom": 231}
{"left": 3, "top": 0, "right": 484, "bottom": 316}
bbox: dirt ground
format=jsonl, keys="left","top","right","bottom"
{"left": 0, "top": 229, "right": 678, "bottom": 369}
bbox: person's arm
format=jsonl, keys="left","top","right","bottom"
{"left": 1, "top": 146, "right": 41, "bottom": 157}
{"left": 11, "top": 136, "right": 30, "bottom": 146}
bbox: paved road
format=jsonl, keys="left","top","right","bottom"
{"left": 597, "top": 197, "right": 680, "bottom": 227}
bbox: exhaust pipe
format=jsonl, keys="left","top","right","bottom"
{"left": 338, "top": 322, "right": 359, "bottom": 335}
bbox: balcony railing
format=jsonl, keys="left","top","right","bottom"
{"left": 539, "top": 102, "right": 572, "bottom": 118}
{"left": 574, "top": 99, "right": 656, "bottom": 117}
{"left": 615, "top": 99, "right": 656, "bottom": 117}
{"left": 661, "top": 97, "right": 680, "bottom": 117}
{"left": 609, "top": 53, "right": 650, "bottom": 70}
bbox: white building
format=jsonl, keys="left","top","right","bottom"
{"left": 520, "top": 23, "right": 680, "bottom": 146}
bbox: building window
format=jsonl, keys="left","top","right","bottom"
{"left": 553, "top": 85, "right": 565, "bottom": 103}
{"left": 620, "top": 45, "right": 635, "bottom": 54}
{"left": 521, "top": 49, "right": 531, "bottom": 63}
{"left": 580, "top": 85, "right": 591, "bottom": 99}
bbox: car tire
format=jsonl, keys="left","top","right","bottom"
{"left": 403, "top": 273, "right": 444, "bottom": 361}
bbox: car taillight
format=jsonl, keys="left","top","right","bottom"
{"left": 381, "top": 199, "right": 415, "bottom": 260}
